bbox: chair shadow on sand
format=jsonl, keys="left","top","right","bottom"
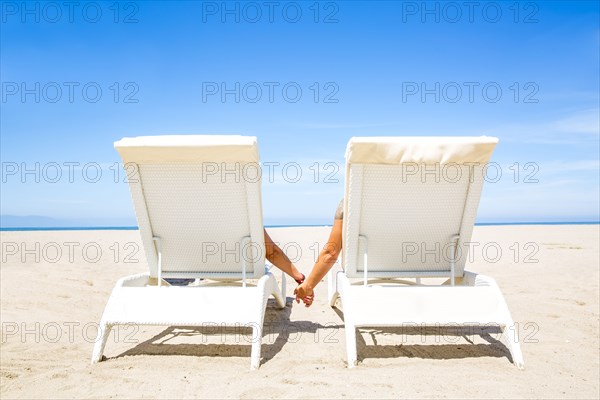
{"left": 331, "top": 308, "right": 516, "bottom": 364}
{"left": 111, "top": 297, "right": 343, "bottom": 365}
{"left": 109, "top": 298, "right": 515, "bottom": 367}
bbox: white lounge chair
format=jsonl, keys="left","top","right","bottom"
{"left": 92, "top": 135, "right": 285, "bottom": 370}
{"left": 328, "top": 136, "right": 524, "bottom": 369}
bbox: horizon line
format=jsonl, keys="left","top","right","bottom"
{"left": 1, "top": 221, "right": 599, "bottom": 231}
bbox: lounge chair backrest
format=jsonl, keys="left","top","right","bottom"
{"left": 115, "top": 135, "right": 265, "bottom": 280}
{"left": 342, "top": 136, "right": 498, "bottom": 279}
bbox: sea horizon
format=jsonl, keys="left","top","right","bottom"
{"left": 1, "top": 221, "right": 599, "bottom": 232}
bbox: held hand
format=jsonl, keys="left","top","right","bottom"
{"left": 294, "top": 282, "right": 315, "bottom": 307}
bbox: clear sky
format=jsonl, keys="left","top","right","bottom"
{"left": 1, "top": 1, "right": 599, "bottom": 226}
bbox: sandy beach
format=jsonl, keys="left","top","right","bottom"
{"left": 1, "top": 225, "right": 598, "bottom": 399}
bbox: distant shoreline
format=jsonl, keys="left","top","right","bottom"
{"left": 1, "top": 221, "right": 599, "bottom": 231}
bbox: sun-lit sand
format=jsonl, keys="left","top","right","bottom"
{"left": 1, "top": 225, "right": 598, "bottom": 399}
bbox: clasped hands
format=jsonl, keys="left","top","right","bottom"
{"left": 294, "top": 281, "right": 314, "bottom": 307}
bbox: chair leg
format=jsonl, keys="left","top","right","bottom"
{"left": 271, "top": 274, "right": 285, "bottom": 309}
{"left": 250, "top": 323, "right": 263, "bottom": 370}
{"left": 91, "top": 322, "right": 112, "bottom": 363}
{"left": 503, "top": 321, "right": 525, "bottom": 369}
{"left": 345, "top": 321, "right": 358, "bottom": 368}
{"left": 328, "top": 269, "right": 340, "bottom": 307}
{"left": 492, "top": 282, "right": 525, "bottom": 370}
{"left": 280, "top": 270, "right": 287, "bottom": 306}
{"left": 335, "top": 272, "right": 356, "bottom": 367}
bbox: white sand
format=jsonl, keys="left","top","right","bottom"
{"left": 1, "top": 225, "right": 598, "bottom": 399}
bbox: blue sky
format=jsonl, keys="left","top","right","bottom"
{"left": 1, "top": 0, "right": 599, "bottom": 226}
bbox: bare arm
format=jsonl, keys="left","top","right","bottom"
{"left": 264, "top": 229, "right": 304, "bottom": 282}
{"left": 294, "top": 219, "right": 343, "bottom": 305}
